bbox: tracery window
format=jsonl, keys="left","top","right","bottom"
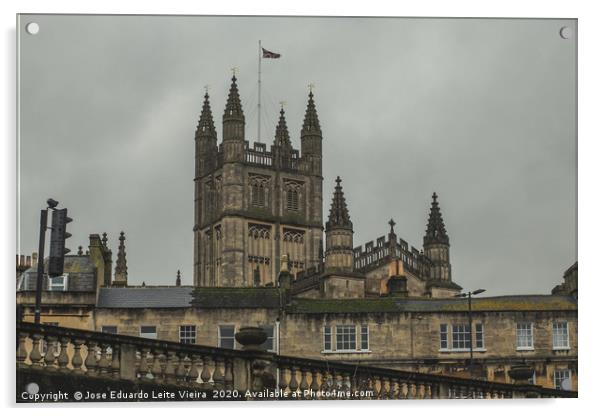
{"left": 283, "top": 179, "right": 303, "bottom": 212}
{"left": 249, "top": 174, "right": 270, "bottom": 208}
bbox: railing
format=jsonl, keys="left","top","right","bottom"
{"left": 16, "top": 322, "right": 576, "bottom": 400}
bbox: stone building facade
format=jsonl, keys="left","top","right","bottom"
{"left": 16, "top": 75, "right": 578, "bottom": 392}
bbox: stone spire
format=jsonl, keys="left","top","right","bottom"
{"left": 113, "top": 231, "right": 128, "bottom": 286}
{"left": 195, "top": 91, "right": 217, "bottom": 140}
{"left": 424, "top": 192, "right": 449, "bottom": 245}
{"left": 301, "top": 90, "right": 321, "bottom": 137}
{"left": 176, "top": 270, "right": 181, "bottom": 287}
{"left": 223, "top": 75, "right": 244, "bottom": 121}
{"left": 326, "top": 176, "right": 352, "bottom": 231}
{"left": 274, "top": 107, "right": 291, "bottom": 148}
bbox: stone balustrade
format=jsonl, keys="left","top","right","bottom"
{"left": 16, "top": 322, "right": 576, "bottom": 401}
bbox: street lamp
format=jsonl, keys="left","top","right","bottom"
{"left": 454, "top": 288, "right": 486, "bottom": 378}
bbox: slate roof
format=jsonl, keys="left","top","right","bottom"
{"left": 97, "top": 286, "right": 282, "bottom": 309}
{"left": 97, "top": 286, "right": 195, "bottom": 308}
{"left": 286, "top": 295, "right": 578, "bottom": 314}
{"left": 18, "top": 255, "right": 96, "bottom": 292}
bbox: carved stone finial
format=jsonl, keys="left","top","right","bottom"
{"left": 142, "top": 281, "right": 146, "bottom": 287}
{"left": 77, "top": 246, "right": 83, "bottom": 255}
{"left": 389, "top": 218, "right": 396, "bottom": 234}
{"left": 176, "top": 270, "right": 181, "bottom": 287}
{"left": 101, "top": 232, "right": 108, "bottom": 247}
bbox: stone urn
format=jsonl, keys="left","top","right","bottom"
{"left": 235, "top": 327, "right": 267, "bottom": 351}
{"left": 508, "top": 364, "right": 534, "bottom": 385}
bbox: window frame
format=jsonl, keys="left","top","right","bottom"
{"left": 552, "top": 321, "right": 570, "bottom": 351}
{"left": 440, "top": 324, "right": 448, "bottom": 350}
{"left": 322, "top": 324, "right": 370, "bottom": 354}
{"left": 554, "top": 369, "right": 572, "bottom": 390}
{"left": 139, "top": 325, "right": 157, "bottom": 339}
{"left": 48, "top": 274, "right": 68, "bottom": 291}
{"left": 451, "top": 323, "right": 471, "bottom": 350}
{"left": 475, "top": 323, "right": 485, "bottom": 349}
{"left": 259, "top": 325, "right": 275, "bottom": 352}
{"left": 360, "top": 324, "right": 369, "bottom": 351}
{"left": 101, "top": 325, "right": 118, "bottom": 334}
{"left": 218, "top": 324, "right": 236, "bottom": 349}
{"left": 516, "top": 322, "right": 535, "bottom": 351}
{"left": 179, "top": 325, "right": 197, "bottom": 345}
{"left": 335, "top": 325, "right": 357, "bottom": 352}
{"left": 323, "top": 326, "right": 332, "bottom": 351}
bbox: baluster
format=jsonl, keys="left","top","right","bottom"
{"left": 97, "top": 343, "right": 111, "bottom": 376}
{"left": 84, "top": 340, "right": 98, "bottom": 376}
{"left": 279, "top": 366, "right": 289, "bottom": 395}
{"left": 299, "top": 368, "right": 309, "bottom": 398}
{"left": 17, "top": 332, "right": 29, "bottom": 368}
{"left": 111, "top": 344, "right": 120, "bottom": 379}
{"left": 400, "top": 382, "right": 408, "bottom": 399}
{"left": 188, "top": 354, "right": 200, "bottom": 385}
{"left": 319, "top": 370, "right": 329, "bottom": 392}
{"left": 175, "top": 352, "right": 186, "bottom": 383}
{"left": 408, "top": 382, "right": 416, "bottom": 399}
{"left": 57, "top": 337, "right": 70, "bottom": 373}
{"left": 138, "top": 347, "right": 150, "bottom": 379}
{"left": 288, "top": 366, "right": 299, "bottom": 395}
{"left": 30, "top": 333, "right": 43, "bottom": 367}
{"left": 416, "top": 383, "right": 425, "bottom": 399}
{"left": 424, "top": 383, "right": 432, "bottom": 399}
{"left": 213, "top": 357, "right": 225, "bottom": 387}
{"left": 150, "top": 349, "right": 163, "bottom": 382}
{"left": 200, "top": 356, "right": 212, "bottom": 384}
{"left": 381, "top": 377, "right": 390, "bottom": 399}
{"left": 390, "top": 379, "right": 400, "bottom": 399}
{"left": 310, "top": 369, "right": 320, "bottom": 393}
{"left": 72, "top": 339, "right": 84, "bottom": 373}
{"left": 224, "top": 359, "right": 234, "bottom": 390}
{"left": 43, "top": 335, "right": 57, "bottom": 370}
{"left": 164, "top": 351, "right": 176, "bottom": 383}
{"left": 342, "top": 374, "right": 351, "bottom": 398}
{"left": 158, "top": 352, "right": 168, "bottom": 382}
{"left": 373, "top": 376, "right": 382, "bottom": 398}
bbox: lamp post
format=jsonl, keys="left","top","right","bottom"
{"left": 454, "top": 288, "right": 486, "bottom": 378}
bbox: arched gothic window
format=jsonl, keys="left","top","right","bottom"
{"left": 283, "top": 179, "right": 303, "bottom": 212}
{"left": 249, "top": 174, "right": 270, "bottom": 208}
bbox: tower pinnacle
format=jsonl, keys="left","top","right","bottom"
{"left": 274, "top": 107, "right": 291, "bottom": 148}
{"left": 301, "top": 90, "right": 321, "bottom": 136}
{"left": 223, "top": 75, "right": 244, "bottom": 120}
{"left": 114, "top": 231, "right": 128, "bottom": 285}
{"left": 424, "top": 192, "right": 449, "bottom": 245}
{"left": 326, "top": 176, "right": 352, "bottom": 231}
{"left": 195, "top": 91, "right": 216, "bottom": 139}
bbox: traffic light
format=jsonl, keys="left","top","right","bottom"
{"left": 48, "top": 208, "right": 72, "bottom": 277}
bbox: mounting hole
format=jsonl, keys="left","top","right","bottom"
{"left": 25, "top": 22, "right": 40, "bottom": 35}
{"left": 559, "top": 26, "right": 572, "bottom": 39}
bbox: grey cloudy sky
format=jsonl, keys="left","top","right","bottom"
{"left": 18, "top": 15, "right": 576, "bottom": 295}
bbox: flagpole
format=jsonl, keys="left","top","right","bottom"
{"left": 258, "top": 40, "right": 262, "bottom": 142}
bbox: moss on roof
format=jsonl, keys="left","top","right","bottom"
{"left": 190, "top": 287, "right": 281, "bottom": 308}
{"left": 286, "top": 295, "right": 577, "bottom": 314}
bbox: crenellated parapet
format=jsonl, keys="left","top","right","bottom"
{"left": 353, "top": 236, "right": 431, "bottom": 279}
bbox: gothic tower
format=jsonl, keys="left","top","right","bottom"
{"left": 325, "top": 176, "right": 354, "bottom": 272}
{"left": 423, "top": 192, "right": 451, "bottom": 281}
{"left": 193, "top": 76, "right": 324, "bottom": 287}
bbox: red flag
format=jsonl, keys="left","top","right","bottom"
{"left": 262, "top": 48, "right": 281, "bottom": 59}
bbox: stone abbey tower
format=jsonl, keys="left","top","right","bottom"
{"left": 193, "top": 75, "right": 454, "bottom": 295}
{"left": 193, "top": 75, "right": 324, "bottom": 287}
